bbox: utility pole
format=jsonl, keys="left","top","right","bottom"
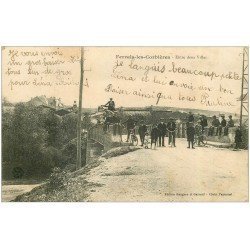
{"left": 76, "top": 47, "right": 84, "bottom": 170}
{"left": 239, "top": 47, "right": 249, "bottom": 128}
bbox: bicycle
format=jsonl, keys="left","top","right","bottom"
{"left": 143, "top": 133, "right": 150, "bottom": 149}
{"left": 129, "top": 128, "right": 138, "bottom": 146}
{"left": 194, "top": 133, "right": 207, "bottom": 146}
{"left": 167, "top": 130, "right": 176, "bottom": 147}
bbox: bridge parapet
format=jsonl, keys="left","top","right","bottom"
{"left": 88, "top": 124, "right": 123, "bottom": 151}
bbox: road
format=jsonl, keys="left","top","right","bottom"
{"left": 85, "top": 138, "right": 248, "bottom": 202}
{"left": 1, "top": 184, "right": 41, "bottom": 202}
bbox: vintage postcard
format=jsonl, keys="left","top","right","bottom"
{"left": 1, "top": 46, "right": 248, "bottom": 202}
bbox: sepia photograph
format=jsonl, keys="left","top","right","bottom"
{"left": 1, "top": 46, "right": 249, "bottom": 202}
{"left": 1, "top": 1, "right": 250, "bottom": 250}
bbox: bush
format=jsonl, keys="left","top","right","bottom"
{"left": 2, "top": 102, "right": 82, "bottom": 179}
{"left": 47, "top": 167, "right": 67, "bottom": 192}
{"left": 62, "top": 137, "right": 87, "bottom": 166}
{"left": 2, "top": 100, "right": 95, "bottom": 180}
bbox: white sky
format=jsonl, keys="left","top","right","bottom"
{"left": 2, "top": 47, "right": 243, "bottom": 114}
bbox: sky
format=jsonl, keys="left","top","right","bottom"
{"left": 2, "top": 46, "right": 244, "bottom": 114}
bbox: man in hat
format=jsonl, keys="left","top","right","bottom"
{"left": 187, "top": 112, "right": 194, "bottom": 123}
{"left": 187, "top": 122, "right": 195, "bottom": 149}
{"left": 218, "top": 115, "right": 227, "bottom": 136}
{"left": 124, "top": 115, "right": 136, "bottom": 142}
{"left": 138, "top": 120, "right": 147, "bottom": 146}
{"left": 151, "top": 124, "right": 159, "bottom": 149}
{"left": 167, "top": 117, "right": 176, "bottom": 147}
{"left": 200, "top": 115, "right": 208, "bottom": 133}
{"left": 72, "top": 100, "right": 77, "bottom": 112}
{"left": 104, "top": 98, "right": 115, "bottom": 111}
{"left": 157, "top": 118, "right": 167, "bottom": 147}
{"left": 209, "top": 115, "right": 220, "bottom": 136}
{"left": 195, "top": 120, "right": 203, "bottom": 146}
{"left": 225, "top": 115, "right": 234, "bottom": 136}
{"left": 228, "top": 115, "right": 234, "bottom": 127}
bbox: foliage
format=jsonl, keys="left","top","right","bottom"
{"left": 2, "top": 97, "right": 14, "bottom": 106}
{"left": 47, "top": 167, "right": 67, "bottom": 192}
{"left": 2, "top": 103, "right": 85, "bottom": 179}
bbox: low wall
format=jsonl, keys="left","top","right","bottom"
{"left": 88, "top": 124, "right": 123, "bottom": 152}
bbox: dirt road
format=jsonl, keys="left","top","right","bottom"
{"left": 85, "top": 139, "right": 248, "bottom": 202}
{"left": 1, "top": 184, "right": 41, "bottom": 202}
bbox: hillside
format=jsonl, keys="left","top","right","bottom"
{"left": 14, "top": 146, "right": 141, "bottom": 202}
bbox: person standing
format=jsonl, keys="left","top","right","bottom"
{"left": 209, "top": 115, "right": 220, "bottom": 136}
{"left": 187, "top": 122, "right": 195, "bottom": 149}
{"left": 228, "top": 115, "right": 234, "bottom": 127}
{"left": 234, "top": 126, "right": 242, "bottom": 149}
{"left": 72, "top": 100, "right": 77, "bottom": 112}
{"left": 124, "top": 115, "right": 136, "bottom": 142}
{"left": 167, "top": 117, "right": 176, "bottom": 147}
{"left": 151, "top": 124, "right": 159, "bottom": 149}
{"left": 225, "top": 115, "right": 234, "bottom": 136}
{"left": 218, "top": 115, "right": 227, "bottom": 136}
{"left": 195, "top": 120, "right": 203, "bottom": 146}
{"left": 187, "top": 112, "right": 194, "bottom": 123}
{"left": 138, "top": 121, "right": 147, "bottom": 146}
{"left": 157, "top": 118, "right": 167, "bottom": 147}
{"left": 200, "top": 115, "right": 208, "bottom": 133}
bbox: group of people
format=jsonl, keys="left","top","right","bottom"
{"left": 100, "top": 98, "right": 243, "bottom": 150}
{"left": 126, "top": 111, "right": 242, "bottom": 150}
{"left": 208, "top": 114, "right": 234, "bottom": 136}
{"left": 137, "top": 116, "right": 197, "bottom": 150}
{"left": 186, "top": 112, "right": 242, "bottom": 149}
{"left": 127, "top": 117, "right": 177, "bottom": 149}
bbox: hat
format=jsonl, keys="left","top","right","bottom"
{"left": 229, "top": 115, "right": 232, "bottom": 118}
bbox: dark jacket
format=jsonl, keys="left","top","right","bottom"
{"left": 201, "top": 118, "right": 208, "bottom": 128}
{"left": 235, "top": 129, "right": 242, "bottom": 143}
{"left": 228, "top": 119, "right": 234, "bottom": 127}
{"left": 212, "top": 118, "right": 220, "bottom": 127}
{"left": 221, "top": 119, "right": 227, "bottom": 127}
{"left": 138, "top": 125, "right": 147, "bottom": 135}
{"left": 187, "top": 126, "right": 195, "bottom": 141}
{"left": 157, "top": 122, "right": 167, "bottom": 135}
{"left": 167, "top": 121, "right": 176, "bottom": 132}
{"left": 126, "top": 118, "right": 135, "bottom": 129}
{"left": 188, "top": 114, "right": 194, "bottom": 122}
{"left": 151, "top": 127, "right": 159, "bottom": 140}
{"left": 105, "top": 100, "right": 115, "bottom": 110}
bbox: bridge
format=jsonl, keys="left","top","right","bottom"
{"left": 88, "top": 123, "right": 124, "bottom": 151}
{"left": 86, "top": 121, "right": 245, "bottom": 163}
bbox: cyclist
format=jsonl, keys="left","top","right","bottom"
{"left": 166, "top": 117, "right": 176, "bottom": 147}
{"left": 195, "top": 120, "right": 203, "bottom": 146}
